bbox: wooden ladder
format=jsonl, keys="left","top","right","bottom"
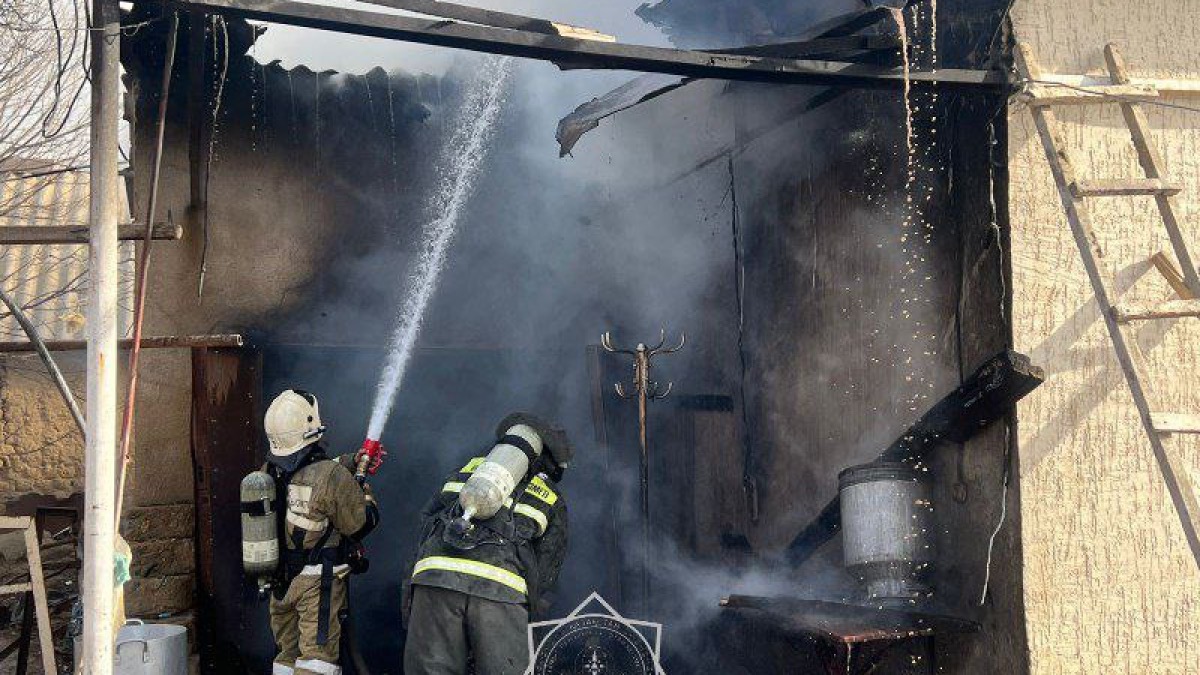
{"left": 1016, "top": 43, "right": 1200, "bottom": 570}
{"left": 0, "top": 517, "right": 57, "bottom": 675}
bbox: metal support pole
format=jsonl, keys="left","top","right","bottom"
{"left": 83, "top": 0, "right": 121, "bottom": 671}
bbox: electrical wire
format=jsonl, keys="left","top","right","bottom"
{"left": 198, "top": 14, "right": 230, "bottom": 299}
{"left": 726, "top": 153, "right": 758, "bottom": 523}
{"left": 979, "top": 423, "right": 1012, "bottom": 605}
{"left": 9, "top": 17, "right": 161, "bottom": 33}
{"left": 1021, "top": 78, "right": 1200, "bottom": 115}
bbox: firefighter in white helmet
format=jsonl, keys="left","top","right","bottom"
{"left": 260, "top": 389, "right": 381, "bottom": 675}
{"left": 402, "top": 413, "right": 571, "bottom": 675}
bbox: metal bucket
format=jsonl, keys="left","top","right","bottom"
{"left": 839, "top": 461, "right": 934, "bottom": 603}
{"left": 75, "top": 620, "right": 188, "bottom": 675}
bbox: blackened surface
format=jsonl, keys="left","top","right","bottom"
{"left": 191, "top": 347, "right": 262, "bottom": 674}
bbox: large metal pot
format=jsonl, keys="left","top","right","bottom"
{"left": 75, "top": 620, "right": 188, "bottom": 675}
{"left": 839, "top": 461, "right": 934, "bottom": 604}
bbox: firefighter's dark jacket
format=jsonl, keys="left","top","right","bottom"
{"left": 408, "top": 457, "right": 568, "bottom": 613}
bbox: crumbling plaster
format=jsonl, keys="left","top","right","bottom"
{"left": 0, "top": 356, "right": 85, "bottom": 500}
{"left": 1008, "top": 1, "right": 1200, "bottom": 673}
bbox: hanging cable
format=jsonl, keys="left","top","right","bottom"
{"left": 727, "top": 154, "right": 758, "bottom": 523}
{"left": 198, "top": 14, "right": 229, "bottom": 299}
{"left": 1021, "top": 78, "right": 1200, "bottom": 115}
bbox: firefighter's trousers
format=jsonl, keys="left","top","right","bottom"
{"left": 404, "top": 585, "right": 529, "bottom": 675}
{"left": 270, "top": 573, "right": 347, "bottom": 675}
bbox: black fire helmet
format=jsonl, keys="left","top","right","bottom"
{"left": 496, "top": 412, "right": 574, "bottom": 472}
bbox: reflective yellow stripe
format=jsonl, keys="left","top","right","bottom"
{"left": 514, "top": 504, "right": 548, "bottom": 535}
{"left": 412, "top": 556, "right": 527, "bottom": 595}
{"left": 460, "top": 457, "right": 485, "bottom": 473}
{"left": 440, "top": 482, "right": 513, "bottom": 508}
{"left": 525, "top": 476, "right": 558, "bottom": 506}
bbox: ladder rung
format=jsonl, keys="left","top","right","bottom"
{"left": 1071, "top": 179, "right": 1182, "bottom": 198}
{"left": 0, "top": 582, "right": 32, "bottom": 596}
{"left": 1022, "top": 82, "right": 1159, "bottom": 106}
{"left": 1152, "top": 412, "right": 1200, "bottom": 435}
{"left": 1114, "top": 299, "right": 1200, "bottom": 322}
{"left": 1150, "top": 252, "right": 1198, "bottom": 300}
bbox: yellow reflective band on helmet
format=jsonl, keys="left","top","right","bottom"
{"left": 460, "top": 457, "right": 486, "bottom": 473}
{"left": 525, "top": 476, "right": 558, "bottom": 506}
{"left": 412, "top": 556, "right": 527, "bottom": 595}
{"left": 514, "top": 504, "right": 548, "bottom": 535}
{"left": 441, "top": 482, "right": 512, "bottom": 508}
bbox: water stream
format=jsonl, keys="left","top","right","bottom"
{"left": 366, "top": 56, "right": 514, "bottom": 440}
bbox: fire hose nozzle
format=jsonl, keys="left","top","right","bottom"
{"left": 356, "top": 438, "right": 386, "bottom": 482}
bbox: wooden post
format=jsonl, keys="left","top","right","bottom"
{"left": 83, "top": 0, "right": 122, "bottom": 670}
{"left": 191, "top": 347, "right": 262, "bottom": 673}
{"left": 0, "top": 517, "right": 57, "bottom": 675}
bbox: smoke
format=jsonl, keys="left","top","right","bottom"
{"left": 190, "top": 0, "right": 1011, "bottom": 670}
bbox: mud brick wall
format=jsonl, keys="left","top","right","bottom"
{"left": 0, "top": 357, "right": 85, "bottom": 499}
{"left": 121, "top": 504, "right": 196, "bottom": 618}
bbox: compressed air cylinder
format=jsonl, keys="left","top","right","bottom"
{"left": 459, "top": 424, "right": 544, "bottom": 521}
{"left": 240, "top": 471, "right": 279, "bottom": 576}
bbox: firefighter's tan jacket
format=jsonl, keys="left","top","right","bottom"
{"left": 282, "top": 454, "right": 368, "bottom": 574}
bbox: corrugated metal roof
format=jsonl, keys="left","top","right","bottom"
{"left": 0, "top": 168, "right": 134, "bottom": 341}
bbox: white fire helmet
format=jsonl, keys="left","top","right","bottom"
{"left": 265, "top": 389, "right": 326, "bottom": 457}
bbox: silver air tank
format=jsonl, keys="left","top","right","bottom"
{"left": 838, "top": 461, "right": 933, "bottom": 604}
{"left": 240, "top": 470, "right": 279, "bottom": 577}
{"left": 459, "top": 424, "right": 544, "bottom": 522}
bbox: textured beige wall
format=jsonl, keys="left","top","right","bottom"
{"left": 1009, "top": 2, "right": 1200, "bottom": 673}
{"left": 0, "top": 355, "right": 85, "bottom": 499}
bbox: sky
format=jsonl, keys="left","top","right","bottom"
{"left": 250, "top": 0, "right": 671, "bottom": 75}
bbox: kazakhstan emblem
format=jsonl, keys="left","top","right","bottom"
{"left": 526, "top": 593, "right": 664, "bottom": 675}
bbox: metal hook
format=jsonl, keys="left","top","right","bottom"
{"left": 648, "top": 328, "right": 667, "bottom": 352}
{"left": 601, "top": 330, "right": 634, "bottom": 355}
{"left": 649, "top": 331, "right": 686, "bottom": 357}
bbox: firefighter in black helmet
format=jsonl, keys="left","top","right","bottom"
{"left": 402, "top": 413, "right": 571, "bottom": 675}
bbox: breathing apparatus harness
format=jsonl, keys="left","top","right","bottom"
{"left": 441, "top": 431, "right": 558, "bottom": 551}
{"left": 255, "top": 444, "right": 376, "bottom": 646}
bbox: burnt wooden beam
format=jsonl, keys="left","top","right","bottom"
{"left": 709, "top": 35, "right": 899, "bottom": 60}
{"left": 182, "top": 0, "right": 1009, "bottom": 91}
{"left": 355, "top": 0, "right": 613, "bottom": 42}
{"left": 0, "top": 334, "right": 244, "bottom": 352}
{"left": 786, "top": 350, "right": 1044, "bottom": 567}
{"left": 719, "top": 595, "right": 979, "bottom": 643}
{"left": 0, "top": 222, "right": 181, "bottom": 245}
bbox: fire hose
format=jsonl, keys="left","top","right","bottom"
{"left": 341, "top": 437, "right": 387, "bottom": 674}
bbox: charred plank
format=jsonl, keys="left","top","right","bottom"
{"left": 786, "top": 350, "right": 1044, "bottom": 567}
{"left": 182, "top": 0, "right": 1008, "bottom": 91}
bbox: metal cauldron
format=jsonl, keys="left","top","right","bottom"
{"left": 75, "top": 620, "right": 188, "bottom": 675}
{"left": 839, "top": 461, "right": 934, "bottom": 604}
